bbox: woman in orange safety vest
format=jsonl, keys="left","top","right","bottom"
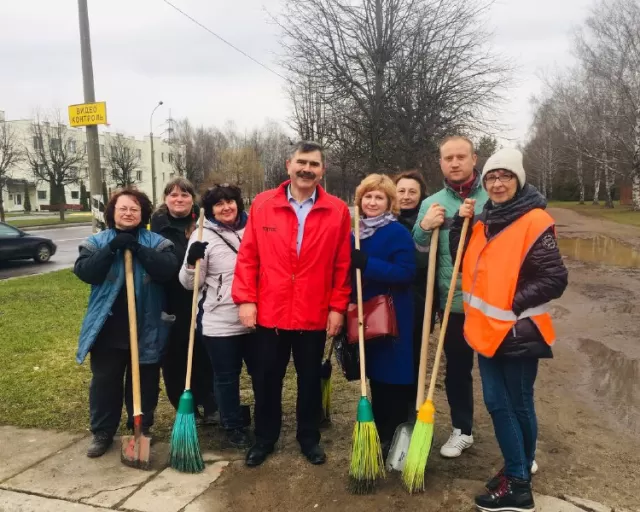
{"left": 449, "top": 148, "right": 568, "bottom": 512}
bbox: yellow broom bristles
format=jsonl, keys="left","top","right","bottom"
{"left": 402, "top": 421, "right": 434, "bottom": 493}
{"left": 349, "top": 420, "right": 385, "bottom": 494}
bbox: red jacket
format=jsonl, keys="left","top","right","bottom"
{"left": 232, "top": 181, "right": 352, "bottom": 331}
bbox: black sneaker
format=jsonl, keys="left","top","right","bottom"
{"left": 87, "top": 432, "right": 113, "bottom": 458}
{"left": 485, "top": 467, "right": 505, "bottom": 493}
{"left": 475, "top": 476, "right": 535, "bottom": 512}
{"left": 227, "top": 428, "right": 251, "bottom": 449}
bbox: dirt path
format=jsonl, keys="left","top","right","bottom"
{"left": 208, "top": 208, "right": 640, "bottom": 512}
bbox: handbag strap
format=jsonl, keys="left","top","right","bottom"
{"left": 211, "top": 229, "right": 240, "bottom": 254}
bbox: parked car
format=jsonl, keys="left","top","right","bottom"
{"left": 0, "top": 222, "right": 57, "bottom": 263}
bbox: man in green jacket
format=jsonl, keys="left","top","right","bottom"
{"left": 413, "top": 135, "right": 488, "bottom": 458}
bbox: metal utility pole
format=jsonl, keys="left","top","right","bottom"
{"left": 149, "top": 101, "right": 163, "bottom": 206}
{"left": 77, "top": 0, "right": 101, "bottom": 233}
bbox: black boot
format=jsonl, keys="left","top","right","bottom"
{"left": 485, "top": 467, "right": 505, "bottom": 493}
{"left": 87, "top": 432, "right": 113, "bottom": 458}
{"left": 475, "top": 476, "right": 535, "bottom": 512}
{"left": 226, "top": 428, "right": 251, "bottom": 449}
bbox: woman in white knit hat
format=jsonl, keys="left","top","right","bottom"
{"left": 449, "top": 148, "right": 568, "bottom": 512}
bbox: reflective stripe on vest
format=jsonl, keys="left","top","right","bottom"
{"left": 461, "top": 208, "right": 557, "bottom": 357}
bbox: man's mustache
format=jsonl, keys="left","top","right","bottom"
{"left": 296, "top": 171, "right": 316, "bottom": 180}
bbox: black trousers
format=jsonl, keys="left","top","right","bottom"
{"left": 443, "top": 312, "right": 475, "bottom": 435}
{"left": 162, "top": 319, "right": 217, "bottom": 415}
{"left": 89, "top": 346, "right": 160, "bottom": 437}
{"left": 369, "top": 379, "right": 415, "bottom": 444}
{"left": 248, "top": 327, "right": 326, "bottom": 450}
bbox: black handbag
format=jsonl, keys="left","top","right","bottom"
{"left": 334, "top": 329, "right": 360, "bottom": 381}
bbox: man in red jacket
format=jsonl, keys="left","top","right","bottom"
{"left": 232, "top": 140, "right": 351, "bottom": 467}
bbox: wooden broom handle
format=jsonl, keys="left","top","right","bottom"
{"left": 426, "top": 217, "right": 469, "bottom": 402}
{"left": 326, "top": 335, "right": 336, "bottom": 360}
{"left": 415, "top": 226, "right": 440, "bottom": 409}
{"left": 354, "top": 206, "right": 368, "bottom": 397}
{"left": 124, "top": 249, "right": 142, "bottom": 417}
{"left": 185, "top": 209, "right": 206, "bottom": 390}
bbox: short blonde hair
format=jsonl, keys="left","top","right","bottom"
{"left": 355, "top": 173, "right": 400, "bottom": 217}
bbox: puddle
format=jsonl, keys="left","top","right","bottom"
{"left": 579, "top": 338, "right": 640, "bottom": 434}
{"left": 558, "top": 236, "right": 640, "bottom": 268}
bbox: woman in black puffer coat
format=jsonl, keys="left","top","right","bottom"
{"left": 450, "top": 149, "right": 568, "bottom": 512}
{"left": 150, "top": 178, "right": 217, "bottom": 423}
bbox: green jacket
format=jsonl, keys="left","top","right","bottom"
{"left": 412, "top": 174, "right": 488, "bottom": 314}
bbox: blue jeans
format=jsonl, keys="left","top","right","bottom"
{"left": 202, "top": 333, "right": 252, "bottom": 431}
{"left": 478, "top": 355, "right": 539, "bottom": 481}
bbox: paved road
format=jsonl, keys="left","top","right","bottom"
{"left": 0, "top": 225, "right": 92, "bottom": 280}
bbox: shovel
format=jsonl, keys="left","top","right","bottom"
{"left": 121, "top": 248, "right": 152, "bottom": 470}
{"left": 386, "top": 227, "right": 439, "bottom": 471}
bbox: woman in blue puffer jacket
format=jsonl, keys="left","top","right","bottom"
{"left": 74, "top": 188, "right": 179, "bottom": 459}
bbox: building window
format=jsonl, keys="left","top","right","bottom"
{"left": 71, "top": 191, "right": 80, "bottom": 199}
{"left": 170, "top": 172, "right": 175, "bottom": 179}
{"left": 136, "top": 171, "right": 142, "bottom": 181}
{"left": 136, "top": 149, "right": 142, "bottom": 159}
{"left": 168, "top": 153, "right": 174, "bottom": 163}
{"left": 162, "top": 173, "right": 165, "bottom": 182}
{"left": 33, "top": 136, "right": 43, "bottom": 150}
{"left": 51, "top": 138, "right": 61, "bottom": 151}
{"left": 161, "top": 153, "right": 165, "bottom": 163}
{"left": 100, "top": 145, "right": 105, "bottom": 157}
{"left": 15, "top": 193, "right": 22, "bottom": 206}
{"left": 68, "top": 140, "right": 77, "bottom": 153}
{"left": 37, "top": 190, "right": 46, "bottom": 200}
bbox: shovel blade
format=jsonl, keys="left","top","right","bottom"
{"left": 121, "top": 433, "right": 151, "bottom": 470}
{"left": 386, "top": 422, "right": 413, "bottom": 472}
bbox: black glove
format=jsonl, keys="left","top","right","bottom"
{"left": 109, "top": 233, "right": 137, "bottom": 253}
{"left": 187, "top": 241, "right": 209, "bottom": 265}
{"left": 351, "top": 249, "right": 368, "bottom": 270}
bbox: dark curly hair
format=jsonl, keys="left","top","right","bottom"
{"left": 201, "top": 183, "right": 244, "bottom": 221}
{"left": 104, "top": 187, "right": 153, "bottom": 229}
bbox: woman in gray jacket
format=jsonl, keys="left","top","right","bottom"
{"left": 179, "top": 184, "right": 252, "bottom": 449}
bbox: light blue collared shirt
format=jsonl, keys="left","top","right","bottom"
{"left": 287, "top": 185, "right": 317, "bottom": 255}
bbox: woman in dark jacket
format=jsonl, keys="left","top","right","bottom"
{"left": 150, "top": 178, "right": 217, "bottom": 424}
{"left": 75, "top": 188, "right": 179, "bottom": 459}
{"left": 450, "top": 149, "right": 568, "bottom": 512}
{"left": 351, "top": 173, "right": 417, "bottom": 458}
{"left": 394, "top": 171, "right": 437, "bottom": 393}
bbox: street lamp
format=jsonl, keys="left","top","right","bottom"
{"left": 149, "top": 100, "right": 163, "bottom": 205}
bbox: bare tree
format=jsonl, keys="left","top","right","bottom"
{"left": 0, "top": 120, "right": 23, "bottom": 222}
{"left": 25, "top": 113, "right": 86, "bottom": 221}
{"left": 104, "top": 133, "right": 141, "bottom": 188}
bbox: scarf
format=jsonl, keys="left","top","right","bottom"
{"left": 446, "top": 171, "right": 478, "bottom": 199}
{"left": 207, "top": 210, "right": 248, "bottom": 231}
{"left": 358, "top": 212, "right": 397, "bottom": 240}
{"left": 398, "top": 206, "right": 420, "bottom": 232}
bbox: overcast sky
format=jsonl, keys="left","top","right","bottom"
{"left": 0, "top": 0, "right": 594, "bottom": 146}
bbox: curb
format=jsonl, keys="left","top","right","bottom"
{"left": 21, "top": 222, "right": 92, "bottom": 232}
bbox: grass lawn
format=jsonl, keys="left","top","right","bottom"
{"left": 8, "top": 213, "right": 93, "bottom": 229}
{"left": 548, "top": 200, "right": 640, "bottom": 227}
{"left": 0, "top": 269, "right": 341, "bottom": 446}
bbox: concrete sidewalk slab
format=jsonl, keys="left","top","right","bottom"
{"left": 0, "top": 489, "right": 112, "bottom": 511}
{"left": 121, "top": 461, "right": 229, "bottom": 512}
{"left": 563, "top": 495, "right": 612, "bottom": 512}
{"left": 0, "top": 426, "right": 85, "bottom": 482}
{"left": 2, "top": 436, "right": 168, "bottom": 508}
{"left": 536, "top": 494, "right": 588, "bottom": 511}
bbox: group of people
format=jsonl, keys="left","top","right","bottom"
{"left": 74, "top": 137, "right": 567, "bottom": 512}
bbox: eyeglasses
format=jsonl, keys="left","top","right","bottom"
{"left": 116, "top": 207, "right": 141, "bottom": 214}
{"left": 484, "top": 174, "right": 514, "bottom": 186}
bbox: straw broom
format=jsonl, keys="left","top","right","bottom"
{"left": 320, "top": 337, "right": 336, "bottom": 424}
{"left": 348, "top": 206, "right": 385, "bottom": 494}
{"left": 402, "top": 217, "right": 469, "bottom": 493}
{"left": 169, "top": 209, "right": 206, "bottom": 473}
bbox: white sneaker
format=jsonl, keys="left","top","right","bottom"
{"left": 531, "top": 460, "right": 538, "bottom": 475}
{"left": 440, "top": 428, "right": 474, "bottom": 458}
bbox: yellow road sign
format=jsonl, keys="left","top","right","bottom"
{"left": 68, "top": 102, "right": 108, "bottom": 127}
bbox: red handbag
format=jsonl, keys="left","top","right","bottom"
{"left": 346, "top": 294, "right": 399, "bottom": 344}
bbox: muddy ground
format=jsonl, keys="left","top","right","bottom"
{"left": 204, "top": 208, "right": 640, "bottom": 511}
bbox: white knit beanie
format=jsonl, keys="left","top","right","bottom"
{"left": 481, "top": 148, "right": 526, "bottom": 190}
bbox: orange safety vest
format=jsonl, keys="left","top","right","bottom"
{"left": 461, "top": 208, "right": 557, "bottom": 357}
